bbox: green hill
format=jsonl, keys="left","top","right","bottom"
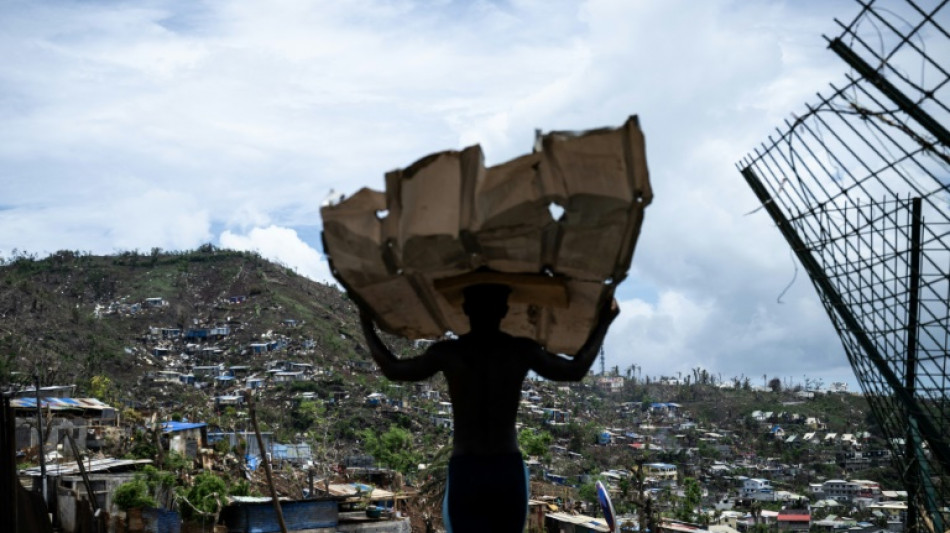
{"left": 0, "top": 247, "right": 367, "bottom": 391}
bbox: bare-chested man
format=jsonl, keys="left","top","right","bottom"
{"left": 357, "top": 283, "right": 619, "bottom": 532}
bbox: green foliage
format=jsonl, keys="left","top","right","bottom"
{"left": 361, "top": 425, "right": 421, "bottom": 475}
{"left": 288, "top": 381, "right": 322, "bottom": 393}
{"left": 697, "top": 440, "right": 720, "bottom": 460}
{"left": 566, "top": 421, "right": 600, "bottom": 451}
{"left": 181, "top": 472, "right": 228, "bottom": 519}
{"left": 576, "top": 476, "right": 605, "bottom": 504}
{"left": 291, "top": 399, "right": 324, "bottom": 431}
{"left": 114, "top": 478, "right": 156, "bottom": 510}
{"left": 164, "top": 450, "right": 190, "bottom": 472}
{"left": 141, "top": 465, "right": 176, "bottom": 492}
{"left": 229, "top": 480, "right": 254, "bottom": 497}
{"left": 127, "top": 430, "right": 158, "bottom": 460}
{"left": 674, "top": 477, "right": 702, "bottom": 522}
{"left": 518, "top": 427, "right": 553, "bottom": 461}
{"left": 577, "top": 481, "right": 596, "bottom": 504}
{"left": 214, "top": 438, "right": 232, "bottom": 455}
{"left": 121, "top": 407, "right": 144, "bottom": 425}
{"left": 88, "top": 375, "right": 114, "bottom": 401}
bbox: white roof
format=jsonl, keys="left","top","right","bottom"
{"left": 546, "top": 512, "right": 610, "bottom": 531}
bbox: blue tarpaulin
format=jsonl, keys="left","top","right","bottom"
{"left": 161, "top": 421, "right": 207, "bottom": 433}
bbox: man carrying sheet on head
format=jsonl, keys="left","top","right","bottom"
{"left": 357, "top": 282, "right": 619, "bottom": 532}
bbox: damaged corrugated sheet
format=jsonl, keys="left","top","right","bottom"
{"left": 10, "top": 398, "right": 113, "bottom": 411}
{"left": 20, "top": 458, "right": 152, "bottom": 476}
{"left": 222, "top": 498, "right": 338, "bottom": 533}
{"left": 316, "top": 483, "right": 395, "bottom": 502}
{"left": 546, "top": 512, "right": 612, "bottom": 532}
{"left": 142, "top": 508, "right": 181, "bottom": 533}
{"left": 322, "top": 115, "right": 651, "bottom": 354}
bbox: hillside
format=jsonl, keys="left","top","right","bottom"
{"left": 0, "top": 247, "right": 877, "bottom": 442}
{"left": 0, "top": 247, "right": 370, "bottom": 390}
{"left": 1, "top": 248, "right": 896, "bottom": 526}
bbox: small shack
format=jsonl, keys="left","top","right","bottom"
{"left": 161, "top": 421, "right": 208, "bottom": 458}
{"left": 221, "top": 497, "right": 339, "bottom": 532}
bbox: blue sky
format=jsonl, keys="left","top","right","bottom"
{"left": 1, "top": 0, "right": 890, "bottom": 389}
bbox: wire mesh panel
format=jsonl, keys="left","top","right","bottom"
{"left": 738, "top": 1, "right": 950, "bottom": 530}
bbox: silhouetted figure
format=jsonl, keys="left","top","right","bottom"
{"left": 358, "top": 283, "right": 619, "bottom": 532}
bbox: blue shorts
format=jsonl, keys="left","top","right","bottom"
{"left": 443, "top": 452, "right": 528, "bottom": 533}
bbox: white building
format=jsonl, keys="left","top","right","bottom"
{"left": 821, "top": 479, "right": 881, "bottom": 503}
{"left": 742, "top": 478, "right": 775, "bottom": 501}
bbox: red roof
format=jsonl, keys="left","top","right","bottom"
{"left": 777, "top": 514, "right": 810, "bottom": 522}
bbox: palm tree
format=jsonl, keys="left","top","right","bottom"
{"left": 415, "top": 445, "right": 451, "bottom": 531}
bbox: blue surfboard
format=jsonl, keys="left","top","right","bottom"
{"left": 596, "top": 480, "right": 617, "bottom": 532}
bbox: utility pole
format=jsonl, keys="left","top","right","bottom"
{"left": 34, "top": 375, "right": 47, "bottom": 507}
{"left": 245, "top": 390, "right": 287, "bottom": 533}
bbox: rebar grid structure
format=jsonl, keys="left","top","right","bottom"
{"left": 737, "top": 1, "right": 950, "bottom": 531}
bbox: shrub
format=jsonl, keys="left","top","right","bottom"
{"left": 114, "top": 478, "right": 156, "bottom": 511}
{"left": 181, "top": 472, "right": 228, "bottom": 519}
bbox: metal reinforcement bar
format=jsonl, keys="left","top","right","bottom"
{"left": 905, "top": 197, "right": 922, "bottom": 533}
{"left": 740, "top": 165, "right": 950, "bottom": 476}
{"left": 827, "top": 37, "right": 950, "bottom": 149}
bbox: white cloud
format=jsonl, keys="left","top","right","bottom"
{"left": 219, "top": 225, "right": 335, "bottom": 285}
{"left": 0, "top": 0, "right": 893, "bottom": 388}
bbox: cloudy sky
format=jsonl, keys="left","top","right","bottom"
{"left": 1, "top": 0, "right": 877, "bottom": 389}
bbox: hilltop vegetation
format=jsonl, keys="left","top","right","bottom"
{"left": 0, "top": 246, "right": 365, "bottom": 390}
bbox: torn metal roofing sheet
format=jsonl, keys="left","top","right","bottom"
{"left": 20, "top": 458, "right": 152, "bottom": 476}
{"left": 318, "top": 483, "right": 396, "bottom": 501}
{"left": 545, "top": 512, "right": 611, "bottom": 531}
{"left": 10, "top": 397, "right": 113, "bottom": 411}
{"left": 321, "top": 116, "right": 651, "bottom": 354}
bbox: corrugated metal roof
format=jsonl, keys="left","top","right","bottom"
{"left": 660, "top": 521, "right": 708, "bottom": 533}
{"left": 20, "top": 458, "right": 152, "bottom": 476}
{"left": 318, "top": 483, "right": 395, "bottom": 501}
{"left": 546, "top": 512, "right": 611, "bottom": 531}
{"left": 10, "top": 397, "right": 113, "bottom": 411}
{"left": 778, "top": 515, "right": 811, "bottom": 521}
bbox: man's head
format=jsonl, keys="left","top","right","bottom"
{"left": 462, "top": 283, "right": 511, "bottom": 331}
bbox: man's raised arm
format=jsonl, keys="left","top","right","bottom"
{"left": 358, "top": 306, "right": 442, "bottom": 382}
{"left": 528, "top": 298, "right": 620, "bottom": 382}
